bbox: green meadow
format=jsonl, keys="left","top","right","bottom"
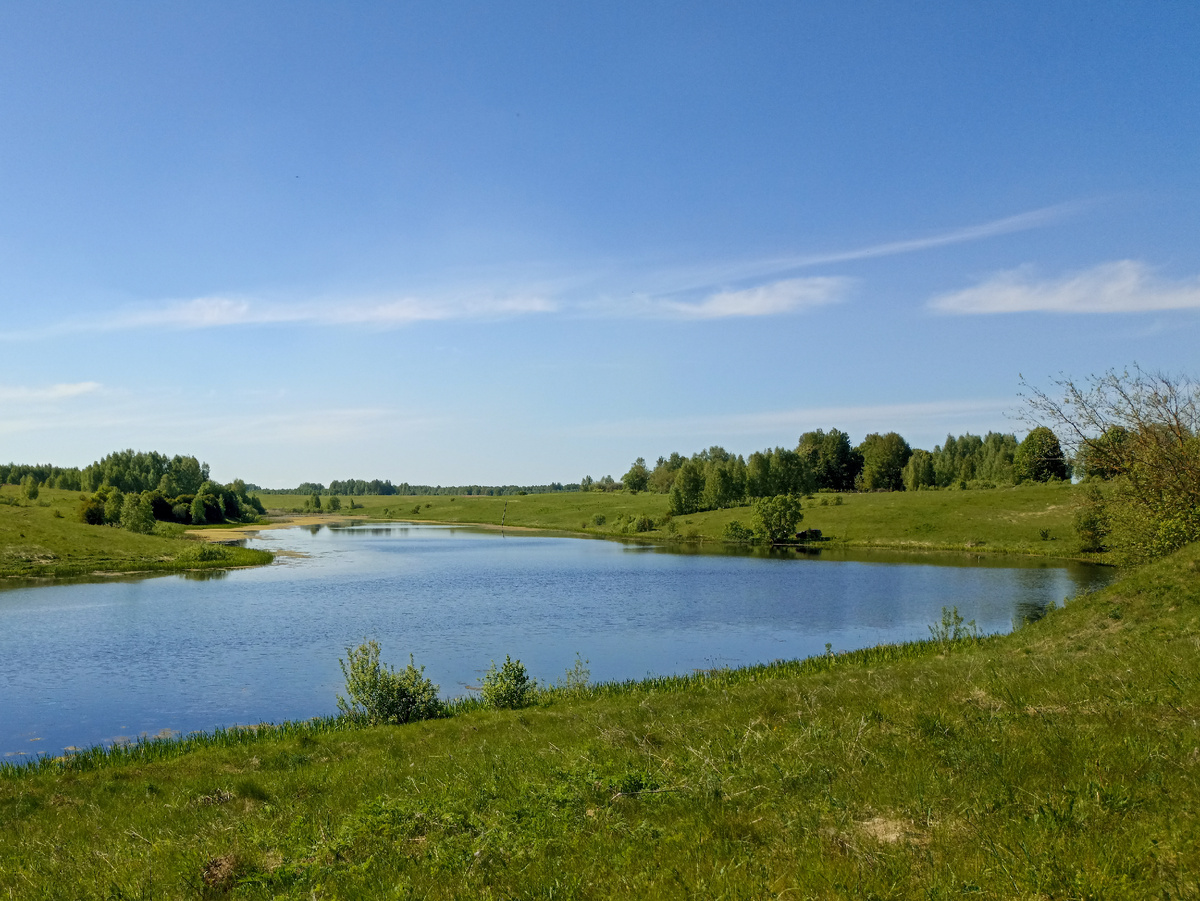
{"left": 2, "top": 537, "right": 1196, "bottom": 897}
{"left": 267, "top": 480, "right": 1087, "bottom": 560}
{"left": 0, "top": 485, "right": 272, "bottom": 580}
{"left": 1, "top": 480, "right": 1084, "bottom": 583}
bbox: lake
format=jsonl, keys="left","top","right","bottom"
{"left": 0, "top": 523, "right": 1114, "bottom": 759}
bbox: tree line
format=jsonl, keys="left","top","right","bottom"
{"left": 582, "top": 426, "right": 1069, "bottom": 517}
{"left": 0, "top": 449, "right": 264, "bottom": 532}
{"left": 0, "top": 449, "right": 213, "bottom": 495}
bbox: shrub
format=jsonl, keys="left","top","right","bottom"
{"left": 929, "top": 605, "right": 980, "bottom": 649}
{"left": 723, "top": 520, "right": 753, "bottom": 542}
{"left": 753, "top": 494, "right": 804, "bottom": 543}
{"left": 634, "top": 514, "right": 654, "bottom": 532}
{"left": 104, "top": 488, "right": 125, "bottom": 525}
{"left": 337, "top": 640, "right": 443, "bottom": 725}
{"left": 592, "top": 513, "right": 607, "bottom": 526}
{"left": 121, "top": 492, "right": 157, "bottom": 534}
{"left": 180, "top": 543, "right": 229, "bottom": 563}
{"left": 480, "top": 655, "right": 535, "bottom": 709}
{"left": 79, "top": 493, "right": 106, "bottom": 525}
{"left": 557, "top": 654, "right": 591, "bottom": 696}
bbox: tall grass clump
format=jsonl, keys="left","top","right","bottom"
{"left": 928, "top": 604, "right": 981, "bottom": 649}
{"left": 337, "top": 640, "right": 443, "bottom": 725}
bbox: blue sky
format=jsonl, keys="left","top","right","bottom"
{"left": 2, "top": 2, "right": 1198, "bottom": 487}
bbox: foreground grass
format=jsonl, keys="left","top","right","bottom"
{"left": 266, "top": 481, "right": 1088, "bottom": 559}
{"left": 3, "top": 542, "right": 1196, "bottom": 898}
{"left": 0, "top": 486, "right": 273, "bottom": 580}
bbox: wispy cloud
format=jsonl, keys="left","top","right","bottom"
{"left": 0, "top": 293, "right": 556, "bottom": 340}
{"left": 640, "top": 202, "right": 1080, "bottom": 296}
{"left": 107, "top": 293, "right": 558, "bottom": 330}
{"left": 654, "top": 277, "right": 849, "bottom": 319}
{"left": 930, "top": 260, "right": 1200, "bottom": 314}
{"left": 0, "top": 381, "right": 102, "bottom": 403}
{"left": 0, "top": 202, "right": 1080, "bottom": 338}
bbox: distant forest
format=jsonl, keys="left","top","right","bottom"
{"left": 585, "top": 427, "right": 1069, "bottom": 516}
{"left": 1, "top": 426, "right": 1068, "bottom": 522}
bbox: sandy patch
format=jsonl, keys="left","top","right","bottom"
{"left": 858, "top": 816, "right": 924, "bottom": 845}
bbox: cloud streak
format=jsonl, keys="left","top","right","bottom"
{"left": 931, "top": 260, "right": 1200, "bottom": 314}
{"left": 0, "top": 381, "right": 102, "bottom": 403}
{"left": 641, "top": 202, "right": 1080, "bottom": 297}
{"left": 0, "top": 202, "right": 1080, "bottom": 338}
{"left": 654, "top": 277, "right": 849, "bottom": 319}
{"left": 105, "top": 293, "right": 558, "bottom": 331}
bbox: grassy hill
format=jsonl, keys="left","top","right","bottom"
{"left": 1, "top": 537, "right": 1195, "bottom": 897}
{"left": 0, "top": 485, "right": 272, "bottom": 580}
{"left": 265, "top": 480, "right": 1089, "bottom": 559}
{"left": 0, "top": 481, "right": 1088, "bottom": 582}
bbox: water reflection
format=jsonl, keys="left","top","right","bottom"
{"left": 180, "top": 569, "right": 229, "bottom": 582}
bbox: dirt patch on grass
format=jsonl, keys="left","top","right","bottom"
{"left": 858, "top": 816, "right": 924, "bottom": 845}
{"left": 201, "top": 854, "right": 241, "bottom": 890}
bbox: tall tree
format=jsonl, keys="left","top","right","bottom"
{"left": 797, "top": 429, "right": 862, "bottom": 490}
{"left": 1014, "top": 427, "right": 1069, "bottom": 483}
{"left": 856, "top": 432, "right": 912, "bottom": 491}
{"left": 623, "top": 458, "right": 650, "bottom": 494}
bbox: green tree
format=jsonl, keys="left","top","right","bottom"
{"left": 1075, "top": 425, "right": 1130, "bottom": 480}
{"left": 20, "top": 474, "right": 38, "bottom": 501}
{"left": 1023, "top": 367, "right": 1200, "bottom": 559}
{"left": 1015, "top": 426, "right": 1069, "bottom": 483}
{"left": 648, "top": 453, "right": 684, "bottom": 493}
{"left": 667, "top": 460, "right": 705, "bottom": 515}
{"left": 902, "top": 449, "right": 937, "bottom": 491}
{"left": 753, "top": 494, "right": 804, "bottom": 543}
{"left": 702, "top": 458, "right": 744, "bottom": 510}
{"left": 120, "top": 492, "right": 157, "bottom": 534}
{"left": 797, "top": 429, "right": 862, "bottom": 490}
{"left": 856, "top": 432, "right": 912, "bottom": 491}
{"left": 104, "top": 488, "right": 125, "bottom": 525}
{"left": 623, "top": 458, "right": 649, "bottom": 494}
{"left": 169, "top": 455, "right": 209, "bottom": 495}
{"left": 78, "top": 490, "right": 107, "bottom": 525}
{"left": 326, "top": 495, "right": 342, "bottom": 512}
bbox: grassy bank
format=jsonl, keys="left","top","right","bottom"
{"left": 3, "top": 541, "right": 1196, "bottom": 897}
{"left": 265, "top": 481, "right": 1088, "bottom": 559}
{"left": 0, "top": 486, "right": 273, "bottom": 580}
{"left": 0, "top": 482, "right": 1085, "bottom": 582}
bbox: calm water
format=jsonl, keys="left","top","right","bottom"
{"left": 0, "top": 524, "right": 1113, "bottom": 759}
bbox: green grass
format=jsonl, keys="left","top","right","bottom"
{"left": 2, "top": 540, "right": 1197, "bottom": 897}
{"left": 269, "top": 481, "right": 1090, "bottom": 560}
{"left": 0, "top": 485, "right": 273, "bottom": 580}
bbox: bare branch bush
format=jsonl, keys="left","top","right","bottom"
{"left": 1020, "top": 365, "right": 1200, "bottom": 560}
